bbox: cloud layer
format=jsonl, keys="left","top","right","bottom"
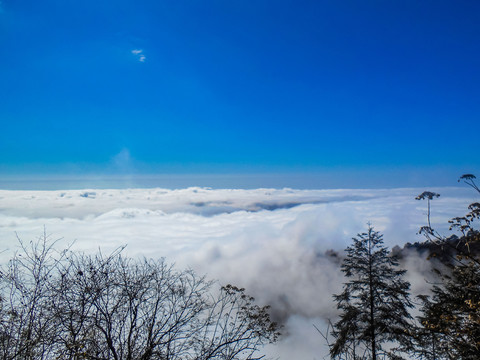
{"left": 0, "top": 186, "right": 475, "bottom": 359}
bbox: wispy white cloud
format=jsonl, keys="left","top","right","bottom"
{"left": 111, "top": 148, "right": 133, "bottom": 171}
{"left": 131, "top": 49, "right": 145, "bottom": 62}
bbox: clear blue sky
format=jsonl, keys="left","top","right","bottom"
{"left": 0, "top": 0, "right": 479, "bottom": 187}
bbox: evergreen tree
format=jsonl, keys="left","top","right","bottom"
{"left": 330, "top": 226, "right": 414, "bottom": 360}
{"left": 416, "top": 261, "right": 480, "bottom": 359}
{"left": 415, "top": 174, "right": 480, "bottom": 359}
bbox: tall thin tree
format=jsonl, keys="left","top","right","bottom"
{"left": 330, "top": 226, "right": 414, "bottom": 360}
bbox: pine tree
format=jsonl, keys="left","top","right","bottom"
{"left": 330, "top": 226, "right": 414, "bottom": 360}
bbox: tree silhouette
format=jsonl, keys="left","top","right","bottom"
{"left": 330, "top": 226, "right": 413, "bottom": 360}
{"left": 0, "top": 235, "right": 280, "bottom": 360}
{"left": 415, "top": 174, "right": 480, "bottom": 359}
{"left": 415, "top": 191, "right": 440, "bottom": 235}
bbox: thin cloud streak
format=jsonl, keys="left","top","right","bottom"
{"left": 131, "top": 49, "right": 145, "bottom": 62}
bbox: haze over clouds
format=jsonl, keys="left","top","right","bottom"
{"left": 0, "top": 186, "right": 475, "bottom": 359}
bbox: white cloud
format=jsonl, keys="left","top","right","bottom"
{"left": 131, "top": 49, "right": 146, "bottom": 62}
{"left": 0, "top": 186, "right": 474, "bottom": 359}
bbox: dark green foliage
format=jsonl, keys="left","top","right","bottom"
{"left": 330, "top": 227, "right": 414, "bottom": 360}
{"left": 416, "top": 262, "right": 480, "bottom": 359}
{"left": 414, "top": 174, "right": 480, "bottom": 359}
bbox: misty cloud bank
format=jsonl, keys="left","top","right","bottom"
{"left": 0, "top": 186, "right": 475, "bottom": 359}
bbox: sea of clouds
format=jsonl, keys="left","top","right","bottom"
{"left": 0, "top": 186, "right": 476, "bottom": 359}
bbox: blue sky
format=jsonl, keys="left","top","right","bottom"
{"left": 0, "top": 0, "right": 479, "bottom": 187}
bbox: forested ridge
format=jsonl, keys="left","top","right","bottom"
{"left": 326, "top": 174, "right": 480, "bottom": 359}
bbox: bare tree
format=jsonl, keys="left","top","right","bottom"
{"left": 195, "top": 284, "right": 279, "bottom": 360}
{"left": 0, "top": 236, "right": 280, "bottom": 360}
{"left": 0, "top": 231, "right": 67, "bottom": 360}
